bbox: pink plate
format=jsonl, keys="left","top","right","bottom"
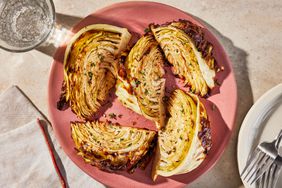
{"left": 48, "top": 2, "right": 237, "bottom": 187}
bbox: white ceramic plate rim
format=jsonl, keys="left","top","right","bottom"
{"left": 237, "top": 83, "right": 282, "bottom": 188}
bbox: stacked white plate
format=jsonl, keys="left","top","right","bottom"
{"left": 238, "top": 84, "right": 282, "bottom": 188}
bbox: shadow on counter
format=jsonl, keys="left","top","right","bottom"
{"left": 36, "top": 13, "right": 82, "bottom": 57}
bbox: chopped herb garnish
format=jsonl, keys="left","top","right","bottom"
{"left": 88, "top": 72, "right": 93, "bottom": 81}
{"left": 144, "top": 28, "right": 150, "bottom": 33}
{"left": 139, "top": 70, "right": 145, "bottom": 76}
{"left": 181, "top": 109, "right": 185, "bottom": 113}
{"left": 118, "top": 114, "right": 123, "bottom": 118}
{"left": 101, "top": 56, "right": 105, "bottom": 61}
{"left": 127, "top": 143, "right": 132, "bottom": 147}
{"left": 120, "top": 138, "right": 124, "bottom": 141}
{"left": 108, "top": 113, "right": 117, "bottom": 119}
{"left": 90, "top": 62, "right": 95, "bottom": 67}
{"left": 135, "top": 80, "right": 141, "bottom": 86}
{"left": 144, "top": 89, "right": 149, "bottom": 95}
{"left": 98, "top": 53, "right": 105, "bottom": 61}
{"left": 166, "top": 150, "right": 172, "bottom": 155}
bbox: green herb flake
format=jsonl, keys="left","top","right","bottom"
{"left": 145, "top": 89, "right": 149, "bottom": 95}
{"left": 88, "top": 72, "right": 93, "bottom": 81}
{"left": 98, "top": 53, "right": 105, "bottom": 61}
{"left": 166, "top": 150, "right": 172, "bottom": 155}
{"left": 139, "top": 70, "right": 145, "bottom": 76}
{"left": 108, "top": 113, "right": 117, "bottom": 119}
{"left": 135, "top": 80, "right": 141, "bottom": 86}
{"left": 144, "top": 28, "right": 150, "bottom": 33}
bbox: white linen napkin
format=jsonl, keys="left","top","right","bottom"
{"left": 0, "top": 86, "right": 104, "bottom": 188}
{"left": 0, "top": 120, "right": 62, "bottom": 188}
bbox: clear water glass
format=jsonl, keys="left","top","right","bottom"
{"left": 0, "top": 0, "right": 55, "bottom": 52}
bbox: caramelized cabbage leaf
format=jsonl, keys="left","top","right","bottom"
{"left": 62, "top": 24, "right": 131, "bottom": 119}
{"left": 116, "top": 34, "right": 166, "bottom": 129}
{"left": 152, "top": 89, "right": 211, "bottom": 180}
{"left": 150, "top": 20, "right": 216, "bottom": 96}
{"left": 71, "top": 121, "right": 157, "bottom": 173}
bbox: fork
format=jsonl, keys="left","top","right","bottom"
{"left": 257, "top": 155, "right": 282, "bottom": 188}
{"left": 240, "top": 130, "right": 282, "bottom": 185}
{"left": 257, "top": 130, "right": 282, "bottom": 188}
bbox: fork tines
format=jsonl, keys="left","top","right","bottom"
{"left": 241, "top": 148, "right": 275, "bottom": 184}
{"left": 257, "top": 156, "right": 282, "bottom": 188}
{"left": 241, "top": 130, "right": 282, "bottom": 186}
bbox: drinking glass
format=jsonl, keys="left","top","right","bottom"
{"left": 0, "top": 0, "right": 55, "bottom": 52}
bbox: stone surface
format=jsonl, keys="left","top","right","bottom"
{"left": 1, "top": 0, "right": 282, "bottom": 187}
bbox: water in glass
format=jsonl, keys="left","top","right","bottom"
{"left": 0, "top": 0, "right": 55, "bottom": 52}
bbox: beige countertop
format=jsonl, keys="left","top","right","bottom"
{"left": 1, "top": 0, "right": 282, "bottom": 187}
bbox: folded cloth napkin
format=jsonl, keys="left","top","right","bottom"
{"left": 0, "top": 120, "right": 62, "bottom": 187}
{"left": 0, "top": 86, "right": 104, "bottom": 188}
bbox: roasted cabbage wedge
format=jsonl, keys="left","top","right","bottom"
{"left": 150, "top": 20, "right": 216, "bottom": 96}
{"left": 58, "top": 24, "right": 131, "bottom": 119}
{"left": 115, "top": 78, "right": 142, "bottom": 115}
{"left": 71, "top": 121, "right": 157, "bottom": 173}
{"left": 152, "top": 89, "right": 211, "bottom": 180}
{"left": 116, "top": 34, "right": 166, "bottom": 129}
